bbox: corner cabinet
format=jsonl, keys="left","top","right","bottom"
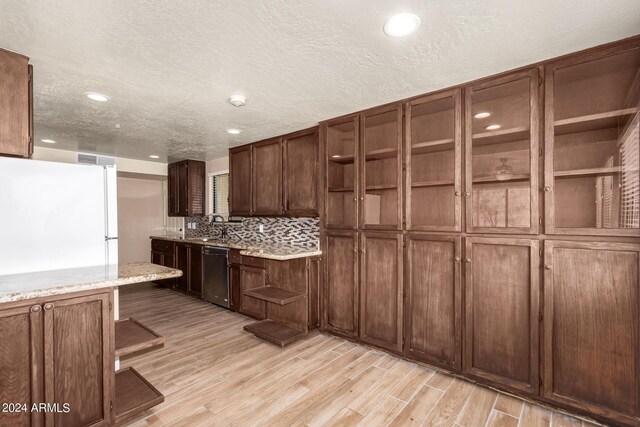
{"left": 0, "top": 48, "right": 33, "bottom": 158}
{"left": 543, "top": 240, "right": 640, "bottom": 425}
{"left": 168, "top": 160, "right": 206, "bottom": 217}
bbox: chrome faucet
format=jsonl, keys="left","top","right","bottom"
{"left": 209, "top": 215, "right": 228, "bottom": 241}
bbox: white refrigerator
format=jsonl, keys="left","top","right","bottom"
{"left": 0, "top": 156, "right": 118, "bottom": 275}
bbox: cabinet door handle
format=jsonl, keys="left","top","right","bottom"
{"left": 454, "top": 191, "right": 461, "bottom": 196}
{"left": 544, "top": 264, "right": 552, "bottom": 270}
{"left": 465, "top": 258, "right": 471, "bottom": 263}
{"left": 44, "top": 303, "right": 54, "bottom": 311}
{"left": 544, "top": 186, "right": 552, "bottom": 193}
{"left": 360, "top": 197, "right": 364, "bottom": 201}
{"left": 454, "top": 256, "right": 461, "bottom": 262}
{"left": 30, "top": 305, "right": 42, "bottom": 313}
{"left": 464, "top": 192, "right": 471, "bottom": 197}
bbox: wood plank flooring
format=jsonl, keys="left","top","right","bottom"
{"left": 119, "top": 284, "right": 600, "bottom": 427}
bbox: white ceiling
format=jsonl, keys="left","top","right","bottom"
{"left": 1, "top": 1, "right": 639, "bottom": 162}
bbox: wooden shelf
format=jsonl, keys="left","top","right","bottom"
{"left": 554, "top": 108, "right": 638, "bottom": 135}
{"left": 365, "top": 184, "right": 397, "bottom": 191}
{"left": 412, "top": 179, "right": 455, "bottom": 188}
{"left": 472, "top": 126, "right": 529, "bottom": 146}
{"left": 115, "top": 317, "right": 164, "bottom": 358}
{"left": 114, "top": 367, "right": 164, "bottom": 424}
{"left": 365, "top": 148, "right": 397, "bottom": 161}
{"left": 244, "top": 320, "right": 307, "bottom": 347}
{"left": 472, "top": 174, "right": 530, "bottom": 184}
{"left": 411, "top": 138, "right": 454, "bottom": 155}
{"left": 554, "top": 166, "right": 639, "bottom": 178}
{"left": 328, "top": 187, "right": 354, "bottom": 192}
{"left": 243, "top": 286, "right": 304, "bottom": 305}
{"left": 328, "top": 154, "right": 355, "bottom": 164}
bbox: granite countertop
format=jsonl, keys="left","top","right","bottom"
{"left": 0, "top": 262, "right": 182, "bottom": 303}
{"left": 150, "top": 235, "right": 322, "bottom": 261}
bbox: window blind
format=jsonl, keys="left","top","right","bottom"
{"left": 208, "top": 173, "right": 229, "bottom": 219}
{"left": 619, "top": 114, "right": 639, "bottom": 228}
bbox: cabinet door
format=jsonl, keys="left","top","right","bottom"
{"left": 188, "top": 245, "right": 203, "bottom": 298}
{"left": 545, "top": 42, "right": 640, "bottom": 237}
{"left": 151, "top": 250, "right": 162, "bottom": 266}
{"left": 283, "top": 128, "right": 319, "bottom": 216}
{"left": 360, "top": 104, "right": 403, "bottom": 230}
{"left": 464, "top": 237, "right": 539, "bottom": 395}
{"left": 239, "top": 266, "right": 266, "bottom": 319}
{"left": 229, "top": 145, "right": 252, "bottom": 215}
{"left": 543, "top": 241, "right": 640, "bottom": 424}
{"left": 325, "top": 115, "right": 359, "bottom": 229}
{"left": 323, "top": 231, "right": 358, "bottom": 337}
{"left": 167, "top": 163, "right": 179, "bottom": 216}
{"left": 465, "top": 69, "right": 540, "bottom": 234}
{"left": 405, "top": 235, "right": 461, "bottom": 370}
{"left": 177, "top": 161, "right": 189, "bottom": 216}
{"left": 0, "top": 49, "right": 31, "bottom": 158}
{"left": 43, "top": 292, "right": 113, "bottom": 427}
{"left": 0, "top": 303, "right": 44, "bottom": 427}
{"left": 229, "top": 264, "right": 241, "bottom": 311}
{"left": 360, "top": 232, "right": 403, "bottom": 352}
{"left": 406, "top": 90, "right": 462, "bottom": 232}
{"left": 252, "top": 138, "right": 283, "bottom": 215}
{"left": 175, "top": 243, "right": 189, "bottom": 293}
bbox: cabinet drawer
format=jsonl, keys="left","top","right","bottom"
{"left": 229, "top": 249, "right": 242, "bottom": 265}
{"left": 151, "top": 239, "right": 175, "bottom": 253}
{"left": 242, "top": 255, "right": 265, "bottom": 268}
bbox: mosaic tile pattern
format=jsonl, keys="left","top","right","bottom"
{"left": 184, "top": 216, "right": 320, "bottom": 249}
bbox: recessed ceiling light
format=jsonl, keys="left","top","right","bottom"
{"left": 149, "top": 155, "right": 159, "bottom": 159}
{"left": 85, "top": 92, "right": 110, "bottom": 102}
{"left": 228, "top": 95, "right": 247, "bottom": 107}
{"left": 226, "top": 128, "right": 241, "bottom": 135}
{"left": 474, "top": 112, "right": 491, "bottom": 119}
{"left": 41, "top": 139, "right": 56, "bottom": 144}
{"left": 383, "top": 13, "right": 421, "bottom": 37}
{"left": 485, "top": 124, "right": 501, "bottom": 131}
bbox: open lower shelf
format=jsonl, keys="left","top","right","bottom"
{"left": 244, "top": 319, "right": 307, "bottom": 347}
{"left": 115, "top": 317, "right": 164, "bottom": 358}
{"left": 243, "top": 286, "right": 304, "bottom": 305}
{"left": 472, "top": 174, "right": 530, "bottom": 184}
{"left": 114, "top": 367, "right": 164, "bottom": 424}
{"left": 554, "top": 166, "right": 639, "bottom": 178}
{"left": 554, "top": 108, "right": 638, "bottom": 135}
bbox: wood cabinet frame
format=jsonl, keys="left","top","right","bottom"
{"left": 323, "top": 115, "right": 360, "bottom": 230}
{"left": 543, "top": 40, "right": 640, "bottom": 237}
{"left": 464, "top": 237, "right": 540, "bottom": 395}
{"left": 404, "top": 234, "right": 462, "bottom": 370}
{"left": 405, "top": 89, "right": 462, "bottom": 232}
{"left": 464, "top": 68, "right": 541, "bottom": 235}
{"left": 360, "top": 103, "right": 404, "bottom": 231}
{"left": 283, "top": 127, "right": 320, "bottom": 217}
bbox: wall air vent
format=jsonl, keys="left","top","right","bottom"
{"left": 77, "top": 153, "right": 116, "bottom": 166}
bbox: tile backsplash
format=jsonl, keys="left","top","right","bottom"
{"left": 184, "top": 216, "right": 320, "bottom": 249}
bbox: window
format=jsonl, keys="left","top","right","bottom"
{"left": 208, "top": 172, "right": 229, "bottom": 219}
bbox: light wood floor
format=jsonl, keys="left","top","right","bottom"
{"left": 119, "top": 284, "right": 600, "bottom": 427}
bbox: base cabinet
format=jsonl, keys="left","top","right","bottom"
{"left": 543, "top": 241, "right": 640, "bottom": 425}
{"left": 359, "top": 232, "right": 403, "bottom": 352}
{"left": 405, "top": 235, "right": 461, "bottom": 371}
{"left": 323, "top": 231, "right": 359, "bottom": 338}
{"left": 464, "top": 238, "right": 540, "bottom": 395}
{"left": 238, "top": 266, "right": 266, "bottom": 319}
{"left": 0, "top": 291, "right": 113, "bottom": 427}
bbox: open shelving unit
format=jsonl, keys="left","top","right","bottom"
{"left": 115, "top": 317, "right": 165, "bottom": 358}
{"left": 244, "top": 285, "right": 304, "bottom": 305}
{"left": 244, "top": 319, "right": 307, "bottom": 347}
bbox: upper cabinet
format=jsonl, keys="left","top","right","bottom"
{"left": 168, "top": 160, "right": 206, "bottom": 217}
{"left": 283, "top": 127, "right": 319, "bottom": 216}
{"left": 465, "top": 69, "right": 540, "bottom": 234}
{"left": 406, "top": 89, "right": 462, "bottom": 232}
{"left": 229, "top": 128, "right": 319, "bottom": 217}
{"left": 544, "top": 41, "right": 640, "bottom": 236}
{"left": 0, "top": 48, "right": 32, "bottom": 158}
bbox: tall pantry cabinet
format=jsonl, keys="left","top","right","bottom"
{"left": 321, "top": 37, "right": 640, "bottom": 427}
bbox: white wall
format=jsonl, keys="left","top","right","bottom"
{"left": 206, "top": 156, "right": 229, "bottom": 175}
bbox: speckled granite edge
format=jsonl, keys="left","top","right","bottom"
{"left": 0, "top": 262, "right": 182, "bottom": 303}
{"left": 150, "top": 236, "right": 322, "bottom": 260}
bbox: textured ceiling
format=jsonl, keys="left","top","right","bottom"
{"left": 0, "top": 1, "right": 639, "bottom": 162}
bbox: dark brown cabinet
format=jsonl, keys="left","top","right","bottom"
{"left": 238, "top": 266, "right": 267, "bottom": 319}
{"left": 404, "top": 234, "right": 461, "bottom": 371}
{"left": 323, "top": 231, "right": 359, "bottom": 338}
{"left": 229, "top": 264, "right": 241, "bottom": 311}
{"left": 283, "top": 128, "right": 319, "bottom": 216}
{"left": 0, "top": 291, "right": 114, "bottom": 427}
{"left": 167, "top": 160, "right": 206, "bottom": 217}
{"left": 544, "top": 41, "right": 640, "bottom": 237}
{"left": 543, "top": 240, "right": 640, "bottom": 425}
{"left": 150, "top": 239, "right": 176, "bottom": 288}
{"left": 173, "top": 242, "right": 202, "bottom": 297}
{"left": 464, "top": 237, "right": 540, "bottom": 395}
{"left": 252, "top": 138, "right": 283, "bottom": 215}
{"left": 359, "top": 232, "right": 403, "bottom": 352}
{"left": 465, "top": 69, "right": 540, "bottom": 235}
{"left": 229, "top": 145, "right": 253, "bottom": 216}
{"left": 175, "top": 243, "right": 189, "bottom": 293}
{"left": 0, "top": 48, "right": 32, "bottom": 158}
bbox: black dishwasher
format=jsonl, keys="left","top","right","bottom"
{"left": 202, "top": 247, "right": 230, "bottom": 308}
